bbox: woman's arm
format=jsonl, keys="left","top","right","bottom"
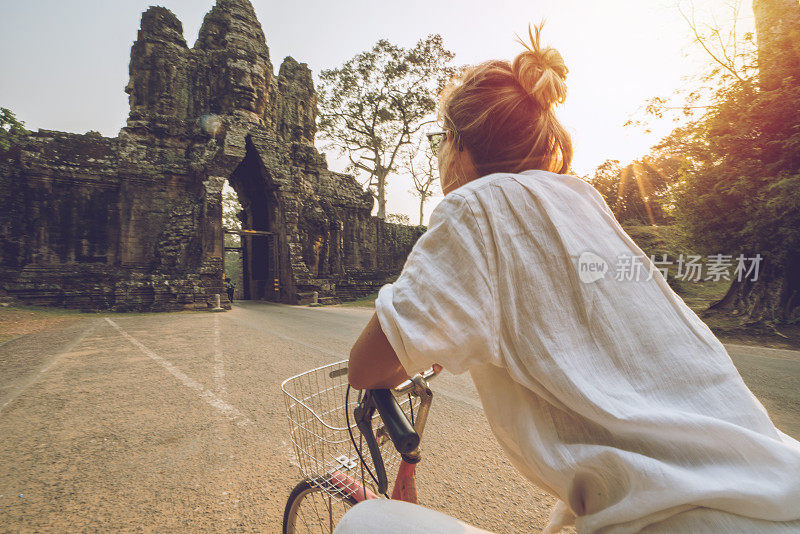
{"left": 348, "top": 312, "right": 410, "bottom": 390}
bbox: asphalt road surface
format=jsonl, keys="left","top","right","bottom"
{"left": 1, "top": 302, "right": 798, "bottom": 532}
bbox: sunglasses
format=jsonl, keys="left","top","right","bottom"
{"left": 426, "top": 130, "right": 463, "bottom": 157}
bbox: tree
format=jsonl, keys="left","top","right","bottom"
{"left": 222, "top": 183, "right": 243, "bottom": 289}
{"left": 647, "top": 1, "right": 800, "bottom": 324}
{"left": 585, "top": 156, "right": 678, "bottom": 225}
{"left": 0, "top": 108, "right": 27, "bottom": 152}
{"left": 317, "top": 35, "right": 455, "bottom": 219}
{"left": 753, "top": 0, "right": 800, "bottom": 91}
{"left": 627, "top": 1, "right": 757, "bottom": 131}
{"left": 385, "top": 213, "right": 411, "bottom": 225}
{"left": 402, "top": 136, "right": 440, "bottom": 226}
{"left": 586, "top": 159, "right": 622, "bottom": 211}
{"left": 222, "top": 184, "right": 242, "bottom": 234}
{"left": 667, "top": 76, "right": 800, "bottom": 324}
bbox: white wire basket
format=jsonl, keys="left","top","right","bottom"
{"left": 281, "top": 360, "right": 418, "bottom": 503}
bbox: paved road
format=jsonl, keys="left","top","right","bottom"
{"left": 0, "top": 302, "right": 798, "bottom": 532}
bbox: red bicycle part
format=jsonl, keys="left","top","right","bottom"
{"left": 329, "top": 470, "right": 380, "bottom": 502}
{"left": 390, "top": 460, "right": 418, "bottom": 503}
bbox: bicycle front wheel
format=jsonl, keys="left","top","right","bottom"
{"left": 283, "top": 479, "right": 358, "bottom": 534}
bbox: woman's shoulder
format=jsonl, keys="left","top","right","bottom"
{"left": 449, "top": 170, "right": 596, "bottom": 206}
{"left": 435, "top": 171, "right": 613, "bottom": 235}
{"left": 449, "top": 171, "right": 523, "bottom": 198}
{"left": 429, "top": 172, "right": 549, "bottom": 229}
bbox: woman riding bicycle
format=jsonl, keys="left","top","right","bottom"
{"left": 343, "top": 24, "right": 800, "bottom": 534}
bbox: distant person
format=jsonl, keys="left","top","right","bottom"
{"left": 343, "top": 24, "right": 800, "bottom": 534}
{"left": 225, "top": 277, "right": 236, "bottom": 303}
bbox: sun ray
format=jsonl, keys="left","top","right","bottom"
{"left": 632, "top": 161, "right": 657, "bottom": 227}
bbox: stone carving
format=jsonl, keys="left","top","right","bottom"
{"left": 0, "top": 0, "right": 423, "bottom": 311}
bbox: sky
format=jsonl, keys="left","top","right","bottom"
{"left": 0, "top": 0, "right": 753, "bottom": 224}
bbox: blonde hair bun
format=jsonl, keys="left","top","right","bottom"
{"left": 436, "top": 22, "right": 573, "bottom": 177}
{"left": 512, "top": 23, "right": 568, "bottom": 108}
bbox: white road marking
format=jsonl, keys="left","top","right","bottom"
{"left": 0, "top": 321, "right": 98, "bottom": 414}
{"left": 105, "top": 318, "right": 251, "bottom": 427}
{"left": 213, "top": 314, "right": 227, "bottom": 398}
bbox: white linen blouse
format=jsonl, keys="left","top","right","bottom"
{"left": 375, "top": 170, "right": 800, "bottom": 533}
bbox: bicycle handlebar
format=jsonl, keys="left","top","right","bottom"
{"left": 371, "top": 388, "right": 419, "bottom": 454}
{"left": 392, "top": 365, "right": 440, "bottom": 395}
{"left": 352, "top": 365, "right": 440, "bottom": 493}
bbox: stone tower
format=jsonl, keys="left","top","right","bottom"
{"left": 0, "top": 0, "right": 422, "bottom": 310}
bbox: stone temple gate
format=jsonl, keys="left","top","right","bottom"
{"left": 0, "top": 0, "right": 423, "bottom": 310}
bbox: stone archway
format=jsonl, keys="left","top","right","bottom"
{"left": 224, "top": 139, "right": 282, "bottom": 302}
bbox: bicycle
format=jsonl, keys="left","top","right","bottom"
{"left": 281, "top": 360, "right": 440, "bottom": 533}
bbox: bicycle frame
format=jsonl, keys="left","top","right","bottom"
{"left": 333, "top": 372, "right": 436, "bottom": 506}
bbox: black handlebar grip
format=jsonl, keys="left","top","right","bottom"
{"left": 371, "top": 389, "right": 420, "bottom": 454}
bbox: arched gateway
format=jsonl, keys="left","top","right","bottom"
{"left": 0, "top": 0, "right": 423, "bottom": 310}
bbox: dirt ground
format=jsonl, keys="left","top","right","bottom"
{"left": 0, "top": 304, "right": 575, "bottom": 533}
{"left": 0, "top": 306, "right": 83, "bottom": 344}
{"left": 0, "top": 302, "right": 798, "bottom": 532}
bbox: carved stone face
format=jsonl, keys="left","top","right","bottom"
{"left": 224, "top": 58, "right": 269, "bottom": 116}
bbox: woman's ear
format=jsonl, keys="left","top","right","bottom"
{"left": 441, "top": 146, "right": 478, "bottom": 195}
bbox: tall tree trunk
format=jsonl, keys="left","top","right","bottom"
{"left": 709, "top": 254, "right": 800, "bottom": 324}
{"left": 753, "top": 0, "right": 800, "bottom": 91}
{"left": 418, "top": 199, "right": 424, "bottom": 226}
{"left": 376, "top": 170, "right": 387, "bottom": 219}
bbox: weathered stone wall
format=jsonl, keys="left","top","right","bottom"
{"left": 0, "top": 0, "right": 423, "bottom": 311}
{"left": 0, "top": 129, "right": 225, "bottom": 311}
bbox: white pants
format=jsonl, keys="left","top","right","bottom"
{"left": 333, "top": 499, "right": 494, "bottom": 534}
{"left": 334, "top": 499, "right": 800, "bottom": 533}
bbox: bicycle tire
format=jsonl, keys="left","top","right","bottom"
{"left": 283, "top": 478, "right": 358, "bottom": 534}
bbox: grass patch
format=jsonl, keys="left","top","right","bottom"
{"left": 675, "top": 277, "right": 730, "bottom": 314}
{"left": 338, "top": 293, "right": 379, "bottom": 308}
{"left": 624, "top": 224, "right": 693, "bottom": 259}
{"left": 622, "top": 225, "right": 799, "bottom": 348}
{"left": 622, "top": 224, "right": 730, "bottom": 313}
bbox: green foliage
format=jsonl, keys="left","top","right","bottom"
{"left": 633, "top": 7, "right": 800, "bottom": 269}
{"left": 317, "top": 35, "right": 455, "bottom": 218}
{"left": 222, "top": 184, "right": 242, "bottom": 235}
{"left": 385, "top": 213, "right": 411, "bottom": 225}
{"left": 224, "top": 250, "right": 242, "bottom": 294}
{"left": 0, "top": 107, "right": 27, "bottom": 151}
{"left": 586, "top": 159, "right": 622, "bottom": 207}
{"left": 222, "top": 183, "right": 243, "bottom": 289}
{"left": 585, "top": 154, "right": 682, "bottom": 225}
{"left": 656, "top": 65, "right": 800, "bottom": 266}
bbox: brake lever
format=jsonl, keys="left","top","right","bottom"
{"left": 353, "top": 391, "right": 388, "bottom": 494}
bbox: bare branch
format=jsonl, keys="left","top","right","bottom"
{"left": 678, "top": 2, "right": 745, "bottom": 83}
